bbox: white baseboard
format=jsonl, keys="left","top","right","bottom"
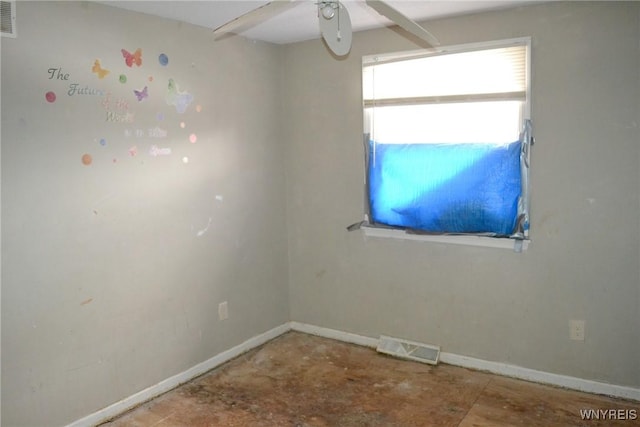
{"left": 67, "top": 323, "right": 290, "bottom": 427}
{"left": 289, "top": 321, "right": 379, "bottom": 348}
{"left": 439, "top": 352, "right": 640, "bottom": 401}
{"left": 69, "top": 321, "right": 639, "bottom": 426}
{"left": 290, "top": 322, "right": 640, "bottom": 402}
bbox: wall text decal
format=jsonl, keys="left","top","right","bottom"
{"left": 68, "top": 84, "right": 105, "bottom": 96}
{"left": 149, "top": 145, "right": 172, "bottom": 156}
{"left": 47, "top": 67, "right": 69, "bottom": 80}
{"left": 124, "top": 127, "right": 168, "bottom": 138}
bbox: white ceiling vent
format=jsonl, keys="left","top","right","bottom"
{"left": 1, "top": 0, "right": 16, "bottom": 38}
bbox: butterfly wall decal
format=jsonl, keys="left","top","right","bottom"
{"left": 121, "top": 48, "right": 142, "bottom": 67}
{"left": 92, "top": 59, "right": 110, "bottom": 79}
{"left": 134, "top": 86, "right": 148, "bottom": 102}
{"left": 166, "top": 78, "right": 193, "bottom": 114}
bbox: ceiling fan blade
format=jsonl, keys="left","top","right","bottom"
{"left": 365, "top": 0, "right": 440, "bottom": 47}
{"left": 213, "top": 0, "right": 297, "bottom": 39}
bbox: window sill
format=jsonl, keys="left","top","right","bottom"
{"left": 361, "top": 225, "right": 529, "bottom": 251}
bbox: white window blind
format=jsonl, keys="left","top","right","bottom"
{"left": 363, "top": 40, "right": 529, "bottom": 144}
{"left": 363, "top": 45, "right": 527, "bottom": 103}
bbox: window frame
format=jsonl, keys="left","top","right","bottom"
{"left": 360, "top": 37, "right": 532, "bottom": 251}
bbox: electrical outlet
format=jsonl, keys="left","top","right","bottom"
{"left": 218, "top": 301, "right": 228, "bottom": 321}
{"left": 569, "top": 320, "right": 585, "bottom": 341}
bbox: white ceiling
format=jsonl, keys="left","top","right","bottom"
{"left": 98, "top": 1, "right": 535, "bottom": 45}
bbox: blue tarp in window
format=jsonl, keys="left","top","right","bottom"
{"left": 368, "top": 140, "right": 522, "bottom": 236}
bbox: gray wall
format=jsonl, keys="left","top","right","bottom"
{"left": 2, "top": 1, "right": 639, "bottom": 426}
{"left": 283, "top": 1, "right": 640, "bottom": 388}
{"left": 1, "top": 2, "right": 289, "bottom": 425}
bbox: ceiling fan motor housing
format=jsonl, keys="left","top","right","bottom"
{"left": 318, "top": 1, "right": 352, "bottom": 55}
{"left": 319, "top": 1, "right": 338, "bottom": 20}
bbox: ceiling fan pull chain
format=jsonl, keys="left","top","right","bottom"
{"left": 336, "top": 2, "right": 342, "bottom": 41}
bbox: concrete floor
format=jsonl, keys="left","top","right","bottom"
{"left": 102, "top": 332, "right": 640, "bottom": 426}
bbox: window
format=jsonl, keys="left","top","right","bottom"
{"left": 361, "top": 38, "right": 532, "bottom": 246}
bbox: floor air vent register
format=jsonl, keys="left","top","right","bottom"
{"left": 377, "top": 335, "right": 441, "bottom": 365}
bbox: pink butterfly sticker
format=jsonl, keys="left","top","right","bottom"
{"left": 121, "top": 48, "right": 142, "bottom": 67}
